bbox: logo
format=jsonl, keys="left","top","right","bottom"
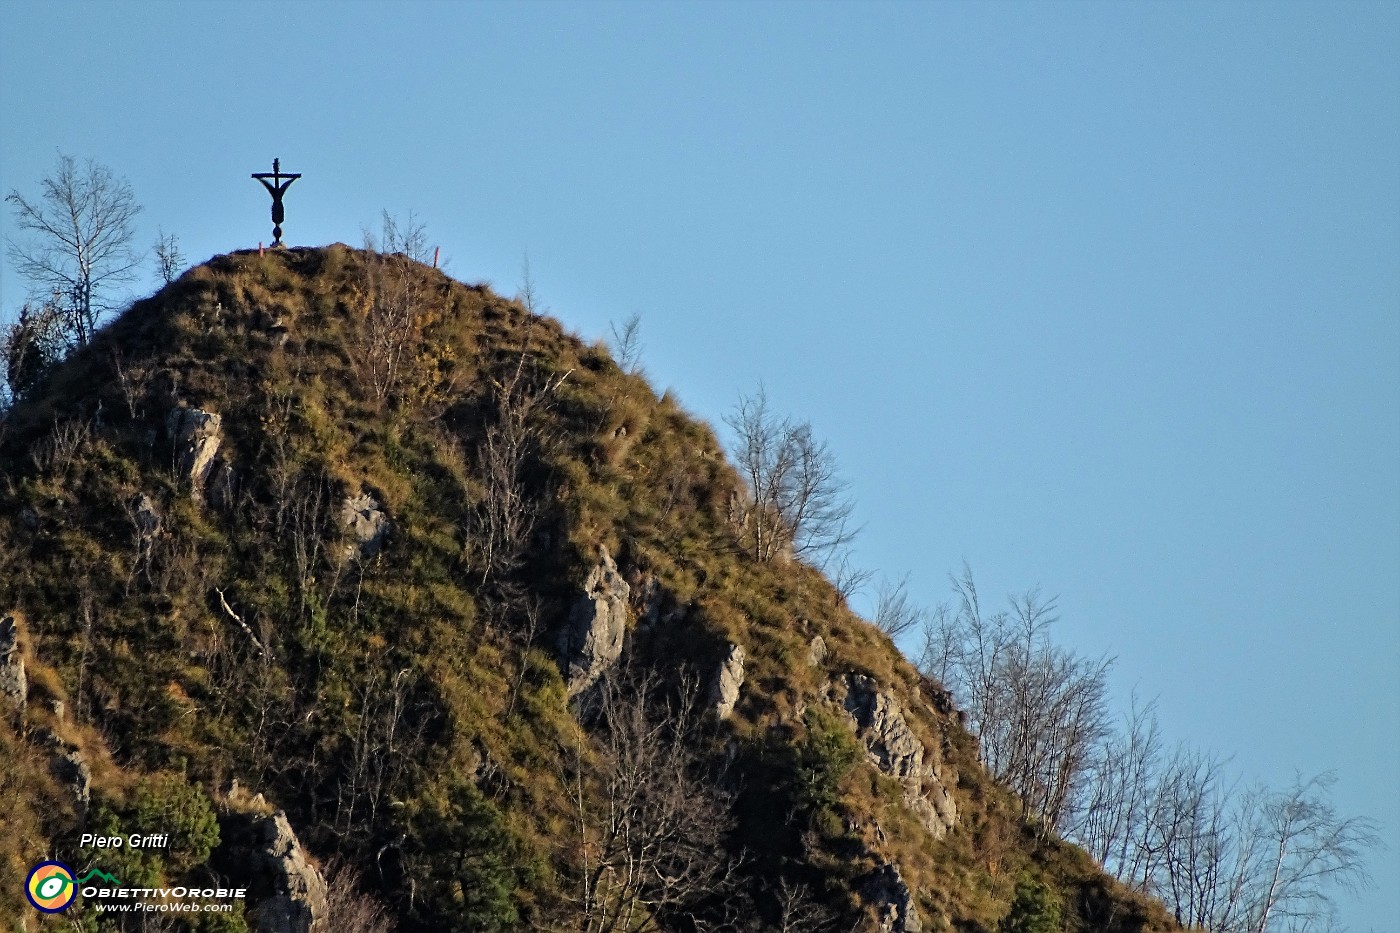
{"left": 25, "top": 861, "right": 77, "bottom": 913}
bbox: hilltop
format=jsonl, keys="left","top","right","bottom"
{"left": 0, "top": 245, "right": 1178, "bottom": 932}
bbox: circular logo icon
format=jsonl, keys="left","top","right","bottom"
{"left": 25, "top": 861, "right": 77, "bottom": 913}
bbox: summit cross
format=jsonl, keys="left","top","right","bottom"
{"left": 251, "top": 158, "right": 302, "bottom": 246}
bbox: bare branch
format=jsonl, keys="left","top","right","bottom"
{"left": 215, "top": 586, "right": 269, "bottom": 658}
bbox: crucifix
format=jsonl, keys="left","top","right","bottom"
{"left": 251, "top": 158, "right": 302, "bottom": 246}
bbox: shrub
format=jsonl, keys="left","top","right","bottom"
{"left": 999, "top": 876, "right": 1062, "bottom": 933}
{"left": 792, "top": 707, "right": 862, "bottom": 824}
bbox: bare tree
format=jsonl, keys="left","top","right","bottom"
{"left": 1148, "top": 771, "right": 1380, "bottom": 933}
{"left": 1066, "top": 696, "right": 1165, "bottom": 881}
{"left": 517, "top": 253, "right": 545, "bottom": 317}
{"left": 6, "top": 153, "right": 143, "bottom": 347}
{"left": 872, "top": 574, "right": 925, "bottom": 640}
{"left": 1146, "top": 748, "right": 1237, "bottom": 927}
{"left": 924, "top": 566, "right": 1378, "bottom": 930}
{"left": 1060, "top": 692, "right": 1378, "bottom": 932}
{"left": 335, "top": 664, "right": 429, "bottom": 846}
{"left": 725, "top": 385, "right": 858, "bottom": 566}
{"left": 110, "top": 347, "right": 157, "bottom": 420}
{"left": 1052, "top": 664, "right": 1378, "bottom": 931}
{"left": 920, "top": 567, "right": 1111, "bottom": 833}
{"left": 464, "top": 353, "right": 563, "bottom": 604}
{"left": 1244, "top": 773, "right": 1378, "bottom": 932}
{"left": 355, "top": 255, "right": 426, "bottom": 404}
{"left": 830, "top": 552, "right": 874, "bottom": 607}
{"left": 352, "top": 211, "right": 440, "bottom": 403}
{"left": 29, "top": 413, "right": 92, "bottom": 481}
{"left": 153, "top": 228, "right": 185, "bottom": 285}
{"left": 360, "top": 267, "right": 418, "bottom": 403}
{"left": 770, "top": 878, "right": 842, "bottom": 932}
{"left": 323, "top": 859, "right": 399, "bottom": 933}
{"left": 363, "top": 209, "right": 431, "bottom": 264}
{"left": 566, "top": 670, "right": 738, "bottom": 932}
{"left": 609, "top": 312, "right": 644, "bottom": 376}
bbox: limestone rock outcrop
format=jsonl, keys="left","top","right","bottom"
{"left": 558, "top": 547, "right": 629, "bottom": 697}
{"left": 842, "top": 674, "right": 957, "bottom": 837}
{"left": 208, "top": 459, "right": 238, "bottom": 511}
{"left": 0, "top": 614, "right": 25, "bottom": 710}
{"left": 861, "top": 862, "right": 923, "bottom": 933}
{"left": 632, "top": 573, "right": 686, "bottom": 631}
{"left": 234, "top": 810, "right": 328, "bottom": 933}
{"left": 132, "top": 494, "right": 162, "bottom": 541}
{"left": 38, "top": 730, "right": 91, "bottom": 818}
{"left": 340, "top": 493, "right": 390, "bottom": 562}
{"left": 54, "top": 746, "right": 91, "bottom": 817}
{"left": 167, "top": 407, "right": 223, "bottom": 491}
{"left": 708, "top": 643, "right": 746, "bottom": 719}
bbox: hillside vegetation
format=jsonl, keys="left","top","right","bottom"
{"left": 0, "top": 245, "right": 1178, "bottom": 932}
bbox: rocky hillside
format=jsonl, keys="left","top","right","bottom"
{"left": 0, "top": 246, "right": 1179, "bottom": 932}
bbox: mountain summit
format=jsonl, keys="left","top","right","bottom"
{"left": 0, "top": 246, "right": 1177, "bottom": 932}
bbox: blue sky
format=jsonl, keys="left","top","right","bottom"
{"left": 2, "top": 1, "right": 1397, "bottom": 928}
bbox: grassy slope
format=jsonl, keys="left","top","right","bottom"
{"left": 0, "top": 246, "right": 1176, "bottom": 932}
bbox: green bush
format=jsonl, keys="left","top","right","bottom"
{"left": 406, "top": 780, "right": 522, "bottom": 932}
{"left": 791, "top": 707, "right": 862, "bottom": 824}
{"left": 81, "top": 774, "right": 220, "bottom": 892}
{"left": 1000, "top": 876, "right": 1063, "bottom": 933}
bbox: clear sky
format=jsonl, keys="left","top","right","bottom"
{"left": 2, "top": 1, "right": 1397, "bottom": 928}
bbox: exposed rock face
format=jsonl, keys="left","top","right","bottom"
{"left": 708, "top": 643, "right": 746, "bottom": 719}
{"left": 39, "top": 730, "right": 91, "bottom": 818}
{"left": 842, "top": 674, "right": 957, "bottom": 838}
{"left": 559, "top": 547, "right": 629, "bottom": 697}
{"left": 633, "top": 573, "right": 685, "bottom": 630}
{"left": 208, "top": 459, "right": 238, "bottom": 511}
{"left": 807, "top": 634, "right": 827, "bottom": 668}
{"left": 167, "top": 407, "right": 223, "bottom": 490}
{"left": 242, "top": 811, "right": 328, "bottom": 933}
{"left": 224, "top": 778, "right": 272, "bottom": 816}
{"left": 1, "top": 614, "right": 26, "bottom": 710}
{"left": 54, "top": 747, "right": 91, "bottom": 817}
{"left": 132, "top": 494, "right": 162, "bottom": 541}
{"left": 861, "top": 863, "right": 922, "bottom": 933}
{"left": 340, "top": 493, "right": 390, "bottom": 561}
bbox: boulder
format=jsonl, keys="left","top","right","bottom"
{"left": 708, "top": 643, "right": 746, "bottom": 719}
{"left": 807, "top": 634, "right": 828, "bottom": 668}
{"left": 842, "top": 674, "right": 957, "bottom": 838}
{"left": 860, "top": 862, "right": 922, "bottom": 933}
{"left": 558, "top": 547, "right": 629, "bottom": 697}
{"left": 167, "top": 407, "right": 223, "bottom": 491}
{"left": 340, "top": 493, "right": 390, "bottom": 562}
{"left": 1, "top": 615, "right": 26, "bottom": 710}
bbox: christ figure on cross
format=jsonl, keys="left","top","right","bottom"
{"left": 252, "top": 158, "right": 302, "bottom": 246}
